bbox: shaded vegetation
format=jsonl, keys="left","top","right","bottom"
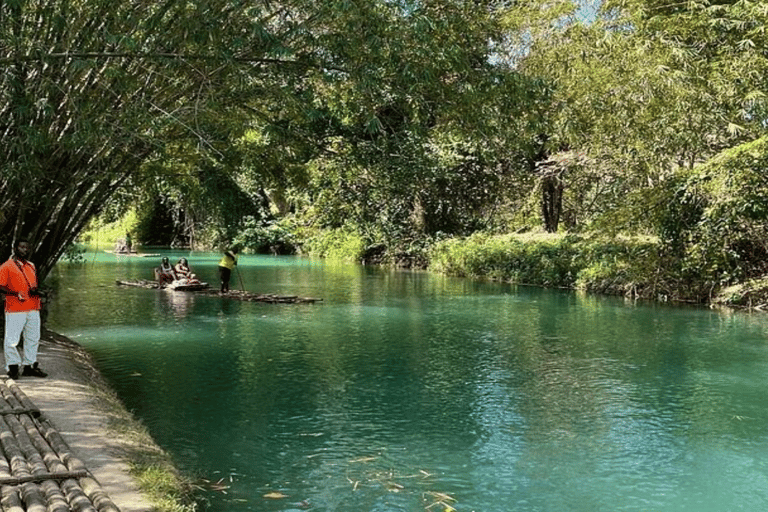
{"left": 429, "top": 232, "right": 661, "bottom": 296}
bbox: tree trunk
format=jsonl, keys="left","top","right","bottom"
{"left": 540, "top": 175, "right": 563, "bottom": 233}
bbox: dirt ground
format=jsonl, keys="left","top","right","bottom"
{"left": 12, "top": 329, "right": 154, "bottom": 512}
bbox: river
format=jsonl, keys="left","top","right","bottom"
{"left": 45, "top": 250, "right": 768, "bottom": 512}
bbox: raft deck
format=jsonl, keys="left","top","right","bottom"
{"left": 104, "top": 251, "right": 161, "bottom": 257}
{"left": 116, "top": 280, "right": 322, "bottom": 304}
{"left": 116, "top": 279, "right": 208, "bottom": 291}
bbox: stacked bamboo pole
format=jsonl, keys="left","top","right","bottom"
{"left": 0, "top": 378, "right": 120, "bottom": 512}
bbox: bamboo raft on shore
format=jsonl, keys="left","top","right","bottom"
{"left": 0, "top": 378, "right": 119, "bottom": 512}
{"left": 116, "top": 280, "right": 322, "bottom": 304}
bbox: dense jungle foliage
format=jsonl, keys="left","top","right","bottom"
{"left": 2, "top": 0, "right": 767, "bottom": 304}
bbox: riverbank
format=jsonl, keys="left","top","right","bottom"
{"left": 426, "top": 232, "right": 768, "bottom": 309}
{"left": 18, "top": 328, "right": 194, "bottom": 512}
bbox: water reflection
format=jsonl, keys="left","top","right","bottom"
{"left": 46, "top": 252, "right": 768, "bottom": 512}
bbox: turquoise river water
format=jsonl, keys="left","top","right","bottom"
{"left": 45, "top": 250, "right": 768, "bottom": 512}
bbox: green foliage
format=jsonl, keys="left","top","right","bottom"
{"left": 429, "top": 232, "right": 581, "bottom": 287}
{"left": 113, "top": 153, "right": 271, "bottom": 249}
{"left": 4, "top": 0, "right": 768, "bottom": 308}
{"left": 507, "top": 0, "right": 768, "bottom": 235}
{"left": 58, "top": 243, "right": 87, "bottom": 263}
{"left": 659, "top": 136, "right": 768, "bottom": 284}
{"left": 573, "top": 236, "right": 660, "bottom": 296}
{"left": 2, "top": 0, "right": 550, "bottom": 277}
{"left": 429, "top": 231, "right": 679, "bottom": 298}
{"left": 132, "top": 464, "right": 197, "bottom": 512}
{"left": 282, "top": 0, "right": 551, "bottom": 244}
{"left": 232, "top": 217, "right": 297, "bottom": 255}
{"left": 80, "top": 210, "right": 140, "bottom": 249}
{"left": 713, "top": 277, "right": 768, "bottom": 308}
{"left": 133, "top": 197, "right": 178, "bottom": 246}
{"left": 300, "top": 228, "right": 367, "bottom": 262}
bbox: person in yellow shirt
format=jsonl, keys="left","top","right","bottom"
{"left": 217, "top": 247, "right": 239, "bottom": 293}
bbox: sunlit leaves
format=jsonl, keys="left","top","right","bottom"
{"left": 503, "top": 0, "right": 768, "bottom": 237}
{"left": 0, "top": 0, "right": 329, "bottom": 275}
{"left": 657, "top": 136, "right": 768, "bottom": 283}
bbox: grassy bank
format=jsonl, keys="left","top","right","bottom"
{"left": 426, "top": 231, "right": 721, "bottom": 304}
{"left": 96, "top": 387, "right": 199, "bottom": 512}
{"left": 43, "top": 331, "right": 199, "bottom": 512}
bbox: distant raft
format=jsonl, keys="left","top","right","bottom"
{"left": 203, "top": 289, "right": 323, "bottom": 304}
{"left": 105, "top": 251, "right": 161, "bottom": 257}
{"left": 116, "top": 280, "right": 322, "bottom": 304}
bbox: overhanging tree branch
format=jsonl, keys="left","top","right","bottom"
{"left": 0, "top": 52, "right": 347, "bottom": 73}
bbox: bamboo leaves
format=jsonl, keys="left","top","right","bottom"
{"left": 1, "top": 0, "right": 551, "bottom": 272}
{"left": 1, "top": 0, "right": 313, "bottom": 274}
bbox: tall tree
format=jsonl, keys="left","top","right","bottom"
{"left": 1, "top": 0, "right": 545, "bottom": 279}
{"left": 504, "top": 0, "right": 768, "bottom": 232}
{"left": 293, "top": 0, "right": 549, "bottom": 243}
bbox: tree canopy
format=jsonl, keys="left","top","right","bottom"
{"left": 1, "top": 0, "right": 543, "bottom": 279}
{"left": 3, "top": 0, "right": 768, "bottom": 291}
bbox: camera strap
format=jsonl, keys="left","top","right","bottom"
{"left": 12, "top": 259, "right": 36, "bottom": 293}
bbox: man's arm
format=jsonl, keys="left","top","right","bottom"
{"left": 0, "top": 265, "right": 15, "bottom": 295}
{"left": 0, "top": 284, "right": 22, "bottom": 298}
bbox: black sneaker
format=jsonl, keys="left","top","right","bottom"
{"left": 21, "top": 363, "right": 47, "bottom": 378}
{"left": 6, "top": 365, "right": 19, "bottom": 379}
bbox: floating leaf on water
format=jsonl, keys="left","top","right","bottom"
{"left": 425, "top": 492, "right": 456, "bottom": 503}
{"left": 424, "top": 491, "right": 458, "bottom": 510}
{"left": 349, "top": 456, "right": 377, "bottom": 463}
{"left": 263, "top": 491, "right": 289, "bottom": 499}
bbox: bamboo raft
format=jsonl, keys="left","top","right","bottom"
{"left": 103, "top": 251, "right": 160, "bottom": 258}
{"left": 199, "top": 289, "right": 322, "bottom": 304}
{"left": 0, "top": 378, "right": 119, "bottom": 511}
{"left": 116, "top": 279, "right": 208, "bottom": 291}
{"left": 116, "top": 280, "right": 322, "bottom": 304}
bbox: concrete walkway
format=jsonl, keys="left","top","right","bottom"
{"left": 12, "top": 331, "right": 153, "bottom": 512}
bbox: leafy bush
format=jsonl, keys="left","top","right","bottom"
{"left": 300, "top": 228, "right": 367, "bottom": 261}
{"left": 655, "top": 136, "right": 768, "bottom": 286}
{"left": 80, "top": 209, "right": 140, "bottom": 248}
{"left": 429, "top": 232, "right": 674, "bottom": 298}
{"left": 233, "top": 216, "right": 297, "bottom": 255}
{"left": 429, "top": 232, "right": 582, "bottom": 288}
{"left": 574, "top": 236, "right": 659, "bottom": 297}
{"left": 59, "top": 243, "right": 87, "bottom": 263}
{"left": 713, "top": 277, "right": 768, "bottom": 308}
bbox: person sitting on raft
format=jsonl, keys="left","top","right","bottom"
{"left": 174, "top": 258, "right": 200, "bottom": 284}
{"left": 114, "top": 238, "right": 128, "bottom": 254}
{"left": 155, "top": 257, "right": 178, "bottom": 285}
